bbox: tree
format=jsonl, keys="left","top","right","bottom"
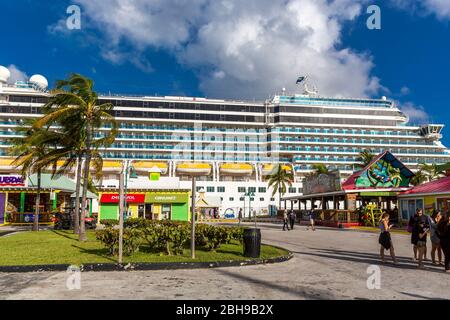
{"left": 8, "top": 120, "right": 60, "bottom": 231}
{"left": 419, "top": 163, "right": 445, "bottom": 182}
{"left": 310, "top": 163, "right": 330, "bottom": 176}
{"left": 35, "top": 74, "right": 118, "bottom": 241}
{"left": 356, "top": 149, "right": 375, "bottom": 168}
{"left": 411, "top": 170, "right": 428, "bottom": 186}
{"left": 267, "top": 164, "right": 294, "bottom": 210}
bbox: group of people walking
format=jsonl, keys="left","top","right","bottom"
{"left": 378, "top": 208, "right": 450, "bottom": 272}
{"left": 282, "top": 209, "right": 316, "bottom": 231}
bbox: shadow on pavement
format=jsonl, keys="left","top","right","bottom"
{"left": 211, "top": 268, "right": 337, "bottom": 300}
{"left": 293, "top": 248, "right": 445, "bottom": 274}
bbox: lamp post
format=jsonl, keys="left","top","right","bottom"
{"left": 118, "top": 160, "right": 138, "bottom": 265}
{"left": 191, "top": 176, "right": 196, "bottom": 259}
{"left": 246, "top": 192, "right": 256, "bottom": 229}
{"left": 123, "top": 160, "right": 138, "bottom": 221}
{"left": 118, "top": 165, "right": 125, "bottom": 265}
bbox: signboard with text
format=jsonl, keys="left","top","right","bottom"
{"left": 100, "top": 194, "right": 145, "bottom": 204}
{"left": 0, "top": 175, "right": 26, "bottom": 187}
{"left": 145, "top": 193, "right": 188, "bottom": 204}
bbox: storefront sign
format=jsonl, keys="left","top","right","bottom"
{"left": 0, "top": 175, "right": 25, "bottom": 187}
{"left": 100, "top": 194, "right": 145, "bottom": 204}
{"left": 145, "top": 193, "right": 188, "bottom": 204}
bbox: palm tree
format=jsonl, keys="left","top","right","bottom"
{"left": 356, "top": 149, "right": 375, "bottom": 168}
{"left": 419, "top": 163, "right": 445, "bottom": 182}
{"left": 33, "top": 125, "right": 104, "bottom": 235}
{"left": 310, "top": 163, "right": 330, "bottom": 176}
{"left": 8, "top": 120, "right": 60, "bottom": 231}
{"left": 411, "top": 170, "right": 428, "bottom": 186}
{"left": 35, "top": 74, "right": 118, "bottom": 241}
{"left": 267, "top": 164, "right": 294, "bottom": 210}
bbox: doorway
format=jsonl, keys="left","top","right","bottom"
{"left": 145, "top": 204, "right": 153, "bottom": 220}
{"left": 138, "top": 205, "right": 145, "bottom": 219}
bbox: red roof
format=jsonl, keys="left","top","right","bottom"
{"left": 401, "top": 176, "right": 450, "bottom": 195}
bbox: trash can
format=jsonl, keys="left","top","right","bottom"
{"left": 243, "top": 228, "right": 261, "bottom": 258}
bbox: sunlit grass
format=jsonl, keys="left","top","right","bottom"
{"left": 0, "top": 230, "right": 288, "bottom": 266}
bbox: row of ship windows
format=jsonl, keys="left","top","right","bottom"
{"left": 274, "top": 116, "right": 397, "bottom": 126}
{"left": 273, "top": 106, "right": 401, "bottom": 117}
{"left": 271, "top": 128, "right": 419, "bottom": 137}
{"left": 7, "top": 95, "right": 396, "bottom": 115}
{"left": 196, "top": 186, "right": 301, "bottom": 196}
{"left": 0, "top": 130, "right": 433, "bottom": 147}
{"left": 278, "top": 97, "right": 392, "bottom": 108}
{"left": 0, "top": 139, "right": 445, "bottom": 156}
{"left": 0, "top": 106, "right": 403, "bottom": 127}
{"left": 274, "top": 137, "right": 433, "bottom": 146}
{"left": 0, "top": 106, "right": 266, "bottom": 123}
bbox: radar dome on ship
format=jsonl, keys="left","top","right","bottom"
{"left": 0, "top": 66, "right": 11, "bottom": 83}
{"left": 29, "top": 74, "right": 48, "bottom": 89}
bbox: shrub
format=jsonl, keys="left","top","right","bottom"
{"left": 227, "top": 227, "right": 244, "bottom": 244}
{"left": 141, "top": 222, "right": 190, "bottom": 256}
{"left": 95, "top": 227, "right": 142, "bottom": 256}
{"left": 99, "top": 219, "right": 119, "bottom": 227}
{"left": 125, "top": 218, "right": 153, "bottom": 229}
{"left": 194, "top": 223, "right": 210, "bottom": 247}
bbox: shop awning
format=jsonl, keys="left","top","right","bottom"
{"left": 27, "top": 174, "right": 98, "bottom": 199}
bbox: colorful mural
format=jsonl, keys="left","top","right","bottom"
{"left": 354, "top": 152, "right": 413, "bottom": 189}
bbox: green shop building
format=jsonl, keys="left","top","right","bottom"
{"left": 0, "top": 174, "right": 97, "bottom": 226}
{"left": 98, "top": 189, "right": 191, "bottom": 222}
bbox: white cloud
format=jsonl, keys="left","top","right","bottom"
{"left": 70, "top": 0, "right": 384, "bottom": 99}
{"left": 399, "top": 102, "right": 430, "bottom": 124}
{"left": 7, "top": 65, "right": 28, "bottom": 84}
{"left": 400, "top": 86, "right": 411, "bottom": 96}
{"left": 391, "top": 0, "right": 450, "bottom": 19}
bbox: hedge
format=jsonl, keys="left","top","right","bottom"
{"left": 96, "top": 219, "right": 245, "bottom": 256}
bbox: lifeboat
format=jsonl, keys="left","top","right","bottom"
{"left": 133, "top": 161, "right": 168, "bottom": 175}
{"left": 220, "top": 163, "right": 253, "bottom": 175}
{"left": 177, "top": 163, "right": 212, "bottom": 176}
{"left": 0, "top": 158, "right": 15, "bottom": 172}
{"left": 262, "top": 164, "right": 292, "bottom": 176}
{"left": 101, "top": 161, "right": 123, "bottom": 173}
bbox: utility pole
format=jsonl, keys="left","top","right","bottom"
{"left": 118, "top": 164, "right": 125, "bottom": 264}
{"left": 191, "top": 176, "right": 196, "bottom": 259}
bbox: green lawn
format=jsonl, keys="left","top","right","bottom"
{"left": 0, "top": 230, "right": 289, "bottom": 266}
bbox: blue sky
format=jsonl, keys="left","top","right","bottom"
{"left": 1, "top": 0, "right": 450, "bottom": 144}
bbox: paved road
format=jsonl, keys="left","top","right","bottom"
{"left": 0, "top": 223, "right": 449, "bottom": 300}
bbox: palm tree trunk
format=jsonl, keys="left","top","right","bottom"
{"left": 79, "top": 123, "right": 92, "bottom": 242}
{"left": 33, "top": 169, "right": 41, "bottom": 232}
{"left": 73, "top": 154, "right": 82, "bottom": 234}
{"left": 278, "top": 182, "right": 281, "bottom": 210}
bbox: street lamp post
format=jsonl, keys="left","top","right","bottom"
{"left": 118, "top": 160, "right": 138, "bottom": 265}
{"left": 118, "top": 165, "right": 125, "bottom": 265}
{"left": 246, "top": 192, "right": 256, "bottom": 229}
{"left": 191, "top": 176, "right": 196, "bottom": 259}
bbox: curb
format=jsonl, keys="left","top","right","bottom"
{"left": 0, "top": 248, "right": 293, "bottom": 274}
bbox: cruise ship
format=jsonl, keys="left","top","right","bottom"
{"left": 0, "top": 65, "right": 449, "bottom": 216}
